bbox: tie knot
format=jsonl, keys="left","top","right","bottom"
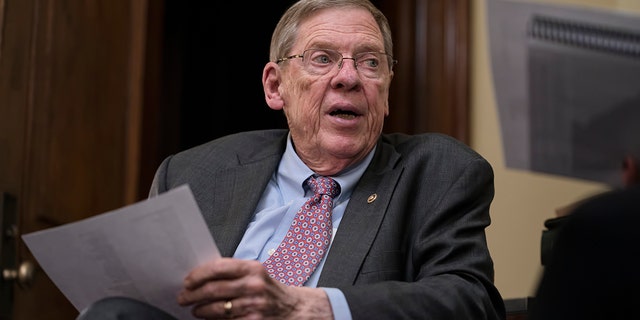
{"left": 307, "top": 176, "right": 341, "bottom": 199}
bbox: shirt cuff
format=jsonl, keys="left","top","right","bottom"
{"left": 321, "top": 287, "right": 353, "bottom": 320}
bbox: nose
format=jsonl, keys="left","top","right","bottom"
{"left": 332, "top": 57, "right": 362, "bottom": 89}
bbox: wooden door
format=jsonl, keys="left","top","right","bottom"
{"left": 0, "top": 1, "right": 152, "bottom": 319}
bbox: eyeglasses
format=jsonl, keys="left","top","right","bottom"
{"left": 276, "top": 48, "right": 397, "bottom": 79}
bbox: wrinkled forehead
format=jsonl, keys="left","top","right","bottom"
{"left": 294, "top": 7, "right": 385, "bottom": 53}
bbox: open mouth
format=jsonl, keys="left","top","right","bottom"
{"left": 330, "top": 109, "right": 359, "bottom": 120}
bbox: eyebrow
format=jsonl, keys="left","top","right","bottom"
{"left": 303, "top": 40, "right": 384, "bottom": 53}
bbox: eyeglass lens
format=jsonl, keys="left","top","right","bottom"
{"left": 302, "top": 49, "right": 391, "bottom": 78}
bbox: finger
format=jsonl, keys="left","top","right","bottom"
{"left": 183, "top": 258, "right": 252, "bottom": 290}
{"left": 178, "top": 267, "right": 260, "bottom": 306}
{"left": 190, "top": 298, "right": 245, "bottom": 319}
{"left": 177, "top": 276, "right": 233, "bottom": 306}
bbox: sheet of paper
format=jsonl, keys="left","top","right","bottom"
{"left": 22, "top": 184, "right": 220, "bottom": 320}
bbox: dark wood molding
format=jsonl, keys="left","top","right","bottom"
{"left": 379, "top": 0, "right": 470, "bottom": 144}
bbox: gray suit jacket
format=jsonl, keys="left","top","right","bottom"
{"left": 149, "top": 129, "right": 505, "bottom": 320}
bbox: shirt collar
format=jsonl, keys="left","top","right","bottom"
{"left": 276, "top": 133, "right": 375, "bottom": 202}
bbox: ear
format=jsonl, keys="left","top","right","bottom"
{"left": 263, "top": 62, "right": 284, "bottom": 111}
{"left": 622, "top": 155, "right": 639, "bottom": 187}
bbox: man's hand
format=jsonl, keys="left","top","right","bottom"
{"left": 177, "top": 258, "right": 333, "bottom": 319}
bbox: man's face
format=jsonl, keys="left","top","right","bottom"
{"left": 271, "top": 7, "right": 393, "bottom": 175}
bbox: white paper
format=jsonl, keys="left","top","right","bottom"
{"left": 22, "top": 184, "right": 220, "bottom": 320}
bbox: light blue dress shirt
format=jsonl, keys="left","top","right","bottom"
{"left": 233, "top": 134, "right": 374, "bottom": 320}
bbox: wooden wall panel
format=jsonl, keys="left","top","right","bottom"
{"left": 380, "top": 0, "right": 470, "bottom": 144}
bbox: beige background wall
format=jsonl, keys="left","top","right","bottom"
{"left": 471, "top": 0, "right": 640, "bottom": 299}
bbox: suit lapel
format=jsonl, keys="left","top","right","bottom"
{"left": 208, "top": 165, "right": 271, "bottom": 257}
{"left": 207, "top": 134, "right": 287, "bottom": 257}
{"left": 318, "top": 141, "right": 403, "bottom": 286}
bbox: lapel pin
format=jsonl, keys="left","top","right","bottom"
{"left": 367, "top": 193, "right": 377, "bottom": 203}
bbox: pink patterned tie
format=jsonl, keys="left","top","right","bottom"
{"left": 263, "top": 176, "right": 341, "bottom": 286}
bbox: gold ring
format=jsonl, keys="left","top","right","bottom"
{"left": 223, "top": 300, "right": 233, "bottom": 316}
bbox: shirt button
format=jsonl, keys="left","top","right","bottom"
{"left": 268, "top": 248, "right": 276, "bottom": 256}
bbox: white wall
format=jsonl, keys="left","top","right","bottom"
{"left": 471, "top": 0, "right": 640, "bottom": 299}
